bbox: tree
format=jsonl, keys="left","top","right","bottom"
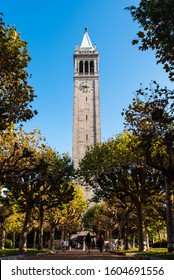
{"left": 144, "top": 195, "right": 166, "bottom": 246}
{"left": 37, "top": 152, "right": 75, "bottom": 250}
{"left": 4, "top": 205, "right": 25, "bottom": 249}
{"left": 126, "top": 0, "right": 174, "bottom": 81}
{"left": 101, "top": 197, "right": 136, "bottom": 249}
{"left": 1, "top": 128, "right": 51, "bottom": 252}
{"left": 0, "top": 127, "right": 37, "bottom": 184}
{"left": 83, "top": 199, "right": 131, "bottom": 245}
{"left": 83, "top": 204, "right": 103, "bottom": 234}
{"left": 0, "top": 126, "right": 35, "bottom": 250}
{"left": 0, "top": 126, "right": 75, "bottom": 252}
{"left": 80, "top": 132, "right": 163, "bottom": 251}
{"left": 60, "top": 185, "right": 87, "bottom": 235}
{"left": 123, "top": 81, "right": 174, "bottom": 252}
{"left": 82, "top": 203, "right": 114, "bottom": 239}
{"left": 0, "top": 190, "right": 13, "bottom": 249}
{"left": 0, "top": 14, "right": 37, "bottom": 130}
{"left": 46, "top": 185, "right": 87, "bottom": 251}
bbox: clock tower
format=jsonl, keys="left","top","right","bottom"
{"left": 72, "top": 28, "right": 101, "bottom": 169}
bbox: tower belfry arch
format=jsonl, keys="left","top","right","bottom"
{"left": 72, "top": 28, "right": 101, "bottom": 170}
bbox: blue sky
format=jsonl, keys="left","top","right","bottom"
{"left": 1, "top": 0, "right": 172, "bottom": 156}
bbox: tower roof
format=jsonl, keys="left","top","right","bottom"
{"left": 80, "top": 28, "right": 93, "bottom": 50}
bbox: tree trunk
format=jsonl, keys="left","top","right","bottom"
{"left": 19, "top": 207, "right": 32, "bottom": 253}
{"left": 117, "top": 224, "right": 121, "bottom": 240}
{"left": 12, "top": 232, "right": 16, "bottom": 249}
{"left": 136, "top": 201, "right": 147, "bottom": 252}
{"left": 0, "top": 226, "right": 6, "bottom": 250}
{"left": 165, "top": 174, "right": 174, "bottom": 252}
{"left": 38, "top": 205, "right": 45, "bottom": 250}
{"left": 132, "top": 234, "right": 136, "bottom": 248}
{"left": 61, "top": 229, "right": 65, "bottom": 242}
{"left": 33, "top": 229, "right": 37, "bottom": 249}
{"left": 109, "top": 225, "right": 113, "bottom": 239}
{"left": 124, "top": 214, "right": 129, "bottom": 250}
{"left": 50, "top": 225, "right": 55, "bottom": 251}
{"left": 146, "top": 231, "right": 149, "bottom": 249}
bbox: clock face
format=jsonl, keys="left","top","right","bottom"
{"left": 79, "top": 81, "right": 92, "bottom": 93}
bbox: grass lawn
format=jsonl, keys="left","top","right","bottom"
{"left": 139, "top": 248, "right": 174, "bottom": 260}
{"left": 0, "top": 248, "right": 50, "bottom": 257}
{"left": 116, "top": 248, "right": 174, "bottom": 260}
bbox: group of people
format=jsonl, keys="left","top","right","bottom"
{"left": 85, "top": 232, "right": 104, "bottom": 253}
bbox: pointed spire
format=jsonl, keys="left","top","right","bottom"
{"left": 80, "top": 27, "right": 93, "bottom": 50}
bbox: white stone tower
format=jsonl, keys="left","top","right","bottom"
{"left": 72, "top": 28, "right": 101, "bottom": 169}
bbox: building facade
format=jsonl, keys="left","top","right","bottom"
{"left": 72, "top": 28, "right": 101, "bottom": 169}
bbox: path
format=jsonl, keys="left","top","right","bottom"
{"left": 24, "top": 249, "right": 141, "bottom": 260}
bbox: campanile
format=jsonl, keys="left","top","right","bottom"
{"left": 72, "top": 28, "right": 101, "bottom": 169}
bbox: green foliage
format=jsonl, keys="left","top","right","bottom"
{"left": 126, "top": 0, "right": 174, "bottom": 81}
{"left": 0, "top": 248, "right": 50, "bottom": 257}
{"left": 46, "top": 185, "right": 87, "bottom": 233}
{"left": 80, "top": 131, "right": 163, "bottom": 202}
{"left": 0, "top": 14, "right": 37, "bottom": 130}
{"left": 1, "top": 128, "right": 51, "bottom": 208}
{"left": 5, "top": 239, "right": 13, "bottom": 249}
{"left": 4, "top": 209, "right": 25, "bottom": 234}
{"left": 140, "top": 248, "right": 174, "bottom": 260}
{"left": 83, "top": 199, "right": 128, "bottom": 238}
{"left": 46, "top": 152, "right": 75, "bottom": 207}
{"left": 152, "top": 240, "right": 167, "bottom": 248}
{"left": 123, "top": 81, "right": 174, "bottom": 172}
{"left": 83, "top": 204, "right": 104, "bottom": 233}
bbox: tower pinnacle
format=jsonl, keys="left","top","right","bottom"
{"left": 80, "top": 28, "right": 93, "bottom": 50}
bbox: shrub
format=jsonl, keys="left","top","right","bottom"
{"left": 152, "top": 241, "right": 167, "bottom": 248}
{"left": 5, "top": 239, "right": 13, "bottom": 249}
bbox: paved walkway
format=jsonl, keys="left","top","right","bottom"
{"left": 24, "top": 249, "right": 139, "bottom": 260}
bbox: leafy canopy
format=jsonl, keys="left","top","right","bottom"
{"left": 126, "top": 0, "right": 174, "bottom": 81}
{"left": 0, "top": 14, "right": 37, "bottom": 130}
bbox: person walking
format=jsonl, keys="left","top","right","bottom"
{"left": 85, "top": 232, "right": 91, "bottom": 254}
{"left": 97, "top": 234, "right": 104, "bottom": 253}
